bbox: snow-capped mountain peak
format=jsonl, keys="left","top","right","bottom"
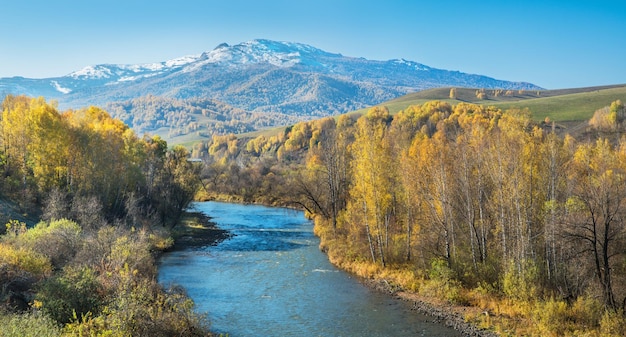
{"left": 0, "top": 38, "right": 542, "bottom": 116}
{"left": 66, "top": 40, "right": 327, "bottom": 82}
{"left": 194, "top": 40, "right": 307, "bottom": 68}
{"left": 67, "top": 53, "right": 204, "bottom": 81}
{"left": 69, "top": 65, "right": 114, "bottom": 79}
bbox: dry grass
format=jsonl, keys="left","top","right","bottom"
{"left": 314, "top": 218, "right": 626, "bottom": 336}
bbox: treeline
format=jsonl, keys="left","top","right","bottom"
{"left": 1, "top": 95, "right": 199, "bottom": 226}
{"left": 0, "top": 96, "right": 210, "bottom": 336}
{"left": 199, "top": 100, "right": 626, "bottom": 336}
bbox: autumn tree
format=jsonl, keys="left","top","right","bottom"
{"left": 346, "top": 107, "right": 394, "bottom": 266}
{"left": 565, "top": 139, "right": 626, "bottom": 309}
{"left": 475, "top": 89, "right": 486, "bottom": 100}
{"left": 299, "top": 117, "right": 353, "bottom": 230}
{"left": 152, "top": 146, "right": 202, "bottom": 227}
{"left": 449, "top": 88, "right": 457, "bottom": 100}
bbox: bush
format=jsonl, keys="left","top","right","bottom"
{"left": 15, "top": 219, "right": 82, "bottom": 268}
{"left": 35, "top": 266, "right": 102, "bottom": 324}
{"left": 68, "top": 277, "right": 210, "bottom": 337}
{"left": 502, "top": 260, "right": 540, "bottom": 302}
{"left": 0, "top": 243, "right": 51, "bottom": 278}
{"left": 0, "top": 311, "right": 61, "bottom": 337}
{"left": 570, "top": 296, "right": 603, "bottom": 328}
{"left": 108, "top": 233, "right": 155, "bottom": 278}
{"left": 421, "top": 258, "right": 466, "bottom": 304}
{"left": 531, "top": 297, "right": 569, "bottom": 336}
{"left": 599, "top": 310, "right": 626, "bottom": 336}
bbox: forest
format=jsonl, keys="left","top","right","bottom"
{"left": 104, "top": 95, "right": 305, "bottom": 140}
{"left": 2, "top": 93, "right": 626, "bottom": 336}
{"left": 198, "top": 99, "right": 626, "bottom": 336}
{"left": 0, "top": 96, "right": 211, "bottom": 336}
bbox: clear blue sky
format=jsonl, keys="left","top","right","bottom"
{"left": 1, "top": 0, "right": 624, "bottom": 89}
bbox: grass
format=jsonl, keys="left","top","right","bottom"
{"left": 490, "top": 86, "right": 626, "bottom": 121}
{"left": 358, "top": 85, "right": 626, "bottom": 122}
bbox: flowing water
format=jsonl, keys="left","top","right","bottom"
{"left": 158, "top": 201, "right": 461, "bottom": 336}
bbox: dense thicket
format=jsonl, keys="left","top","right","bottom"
{"left": 199, "top": 100, "right": 626, "bottom": 336}
{"left": 0, "top": 96, "right": 210, "bottom": 336}
{"left": 0, "top": 95, "right": 199, "bottom": 227}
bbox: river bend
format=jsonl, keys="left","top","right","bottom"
{"left": 158, "top": 201, "right": 461, "bottom": 336}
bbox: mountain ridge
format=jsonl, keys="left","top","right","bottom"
{"left": 0, "top": 39, "right": 544, "bottom": 143}
{"left": 1, "top": 39, "right": 542, "bottom": 111}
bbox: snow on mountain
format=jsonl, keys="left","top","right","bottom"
{"left": 51, "top": 80, "right": 72, "bottom": 94}
{"left": 67, "top": 53, "right": 204, "bottom": 82}
{"left": 0, "top": 39, "right": 543, "bottom": 119}
{"left": 69, "top": 65, "right": 113, "bottom": 79}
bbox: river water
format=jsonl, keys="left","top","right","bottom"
{"left": 158, "top": 201, "right": 461, "bottom": 336}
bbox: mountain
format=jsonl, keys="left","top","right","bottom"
{"left": 1, "top": 39, "right": 541, "bottom": 115}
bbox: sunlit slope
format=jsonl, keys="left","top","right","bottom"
{"left": 353, "top": 84, "right": 626, "bottom": 122}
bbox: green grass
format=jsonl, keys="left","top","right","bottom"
{"left": 359, "top": 85, "right": 626, "bottom": 122}
{"left": 489, "top": 86, "right": 626, "bottom": 121}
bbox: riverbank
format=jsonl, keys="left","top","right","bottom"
{"left": 313, "top": 220, "right": 502, "bottom": 336}
{"left": 168, "top": 211, "right": 231, "bottom": 251}
{"left": 364, "top": 278, "right": 498, "bottom": 337}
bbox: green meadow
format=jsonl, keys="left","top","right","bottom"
{"left": 359, "top": 84, "right": 626, "bottom": 122}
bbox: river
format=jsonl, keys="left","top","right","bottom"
{"left": 158, "top": 201, "right": 462, "bottom": 336}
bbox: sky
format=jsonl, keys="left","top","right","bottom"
{"left": 1, "top": 0, "right": 625, "bottom": 89}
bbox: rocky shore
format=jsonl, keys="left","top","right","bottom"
{"left": 364, "top": 278, "right": 499, "bottom": 337}
{"left": 169, "top": 211, "right": 231, "bottom": 250}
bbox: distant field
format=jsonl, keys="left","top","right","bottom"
{"left": 357, "top": 84, "right": 626, "bottom": 122}
{"left": 491, "top": 86, "right": 626, "bottom": 121}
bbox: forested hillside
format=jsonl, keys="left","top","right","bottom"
{"left": 0, "top": 96, "right": 211, "bottom": 336}
{"left": 104, "top": 95, "right": 305, "bottom": 141}
{"left": 198, "top": 100, "right": 626, "bottom": 336}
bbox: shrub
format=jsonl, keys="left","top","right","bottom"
{"left": 85, "top": 276, "right": 209, "bottom": 337}
{"left": 531, "top": 297, "right": 569, "bottom": 336}
{"left": 108, "top": 233, "right": 155, "bottom": 278}
{"left": 0, "top": 311, "right": 61, "bottom": 337}
{"left": 570, "top": 296, "right": 603, "bottom": 328}
{"left": 599, "top": 310, "right": 626, "bottom": 336}
{"left": 502, "top": 260, "right": 540, "bottom": 302}
{"left": 35, "top": 266, "right": 102, "bottom": 324}
{"left": 16, "top": 219, "right": 82, "bottom": 268}
{"left": 0, "top": 243, "right": 51, "bottom": 278}
{"left": 421, "top": 258, "right": 466, "bottom": 304}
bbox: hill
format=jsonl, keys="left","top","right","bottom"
{"left": 235, "top": 84, "right": 626, "bottom": 143}
{"left": 355, "top": 84, "right": 626, "bottom": 121}
{"left": 103, "top": 95, "right": 305, "bottom": 144}
{"left": 101, "top": 84, "right": 626, "bottom": 146}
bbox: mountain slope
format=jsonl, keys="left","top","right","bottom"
{"left": 1, "top": 39, "right": 542, "bottom": 119}
{"left": 353, "top": 84, "right": 626, "bottom": 121}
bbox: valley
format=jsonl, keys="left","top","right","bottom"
{"left": 2, "top": 38, "right": 626, "bottom": 337}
